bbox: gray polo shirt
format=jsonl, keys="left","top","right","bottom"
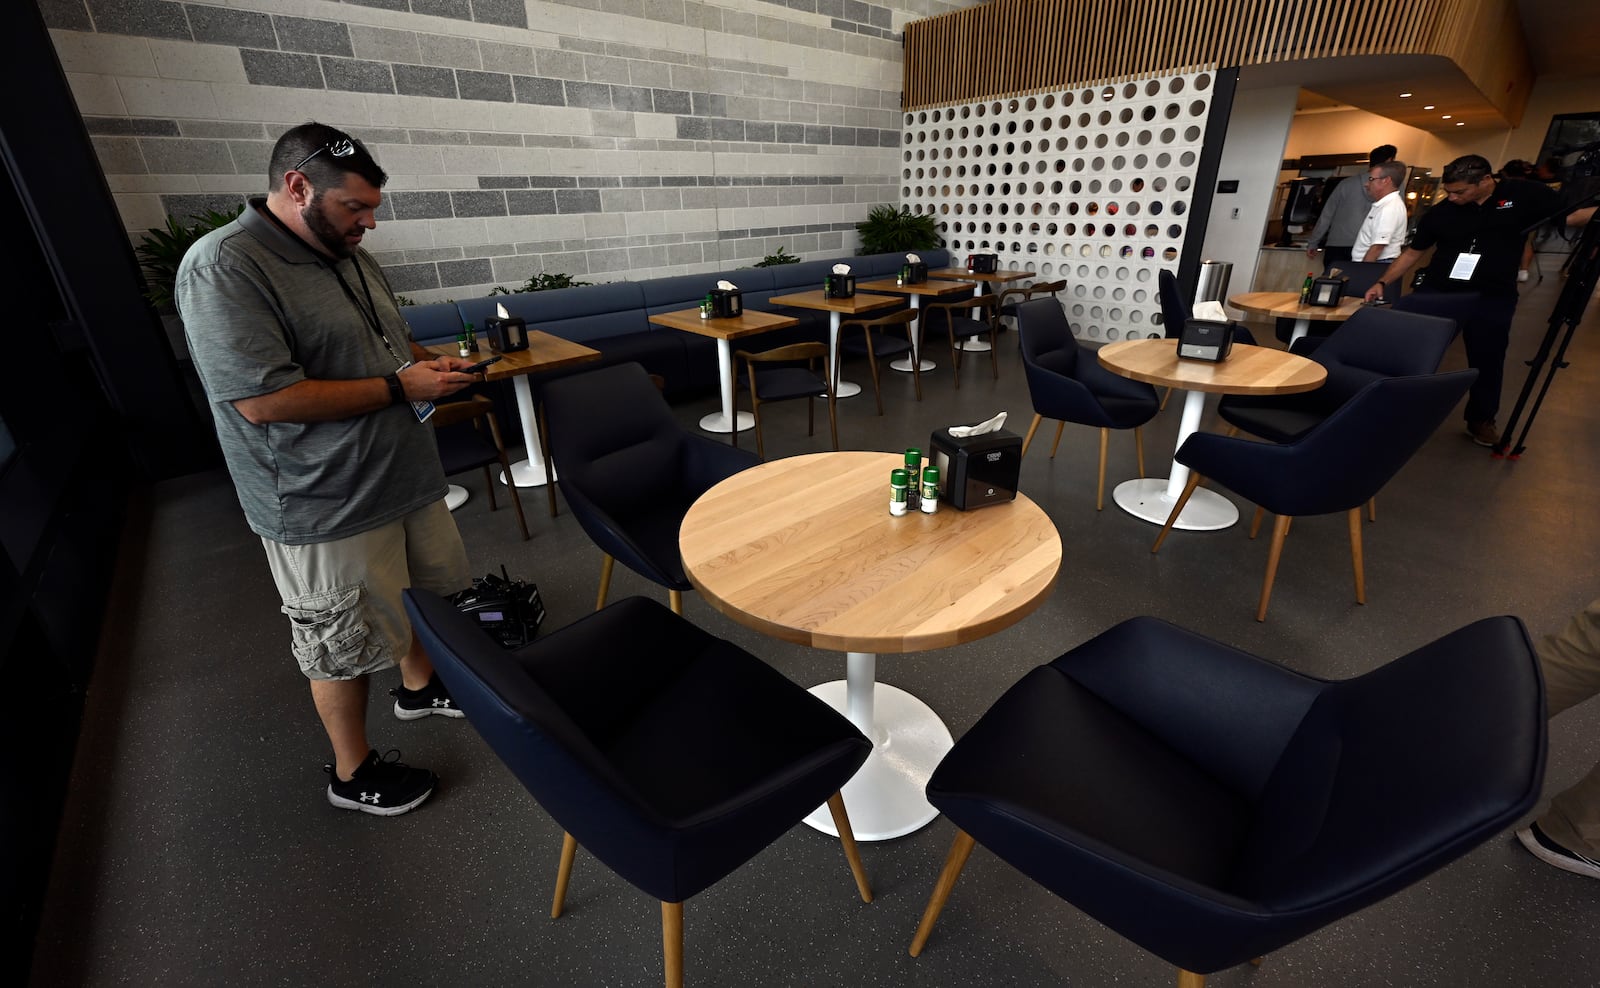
{"left": 1307, "top": 174, "right": 1370, "bottom": 250}
{"left": 176, "top": 198, "right": 446, "bottom": 545}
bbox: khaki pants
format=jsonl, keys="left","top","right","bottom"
{"left": 1536, "top": 597, "right": 1600, "bottom": 855}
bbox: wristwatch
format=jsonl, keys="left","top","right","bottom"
{"left": 384, "top": 372, "right": 406, "bottom": 406}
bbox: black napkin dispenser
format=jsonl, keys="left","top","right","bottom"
{"left": 902, "top": 261, "right": 928, "bottom": 284}
{"left": 710, "top": 288, "right": 743, "bottom": 318}
{"left": 966, "top": 253, "right": 999, "bottom": 274}
{"left": 1308, "top": 276, "right": 1346, "bottom": 307}
{"left": 485, "top": 314, "right": 528, "bottom": 352}
{"left": 929, "top": 426, "right": 1022, "bottom": 510}
{"left": 1177, "top": 319, "right": 1234, "bottom": 362}
{"left": 823, "top": 273, "right": 856, "bottom": 299}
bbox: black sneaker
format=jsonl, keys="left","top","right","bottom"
{"left": 390, "top": 674, "right": 465, "bottom": 720}
{"left": 325, "top": 749, "right": 436, "bottom": 817}
{"left": 1517, "top": 823, "right": 1600, "bottom": 879}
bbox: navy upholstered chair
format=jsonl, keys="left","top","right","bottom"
{"left": 431, "top": 394, "right": 530, "bottom": 539}
{"left": 1016, "top": 298, "right": 1159, "bottom": 510}
{"left": 403, "top": 592, "right": 874, "bottom": 988}
{"left": 1154, "top": 369, "right": 1476, "bottom": 621}
{"left": 910, "top": 615, "right": 1546, "bottom": 988}
{"left": 542, "top": 362, "right": 758, "bottom": 614}
{"left": 1219, "top": 306, "right": 1458, "bottom": 444}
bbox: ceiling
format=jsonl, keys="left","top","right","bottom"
{"left": 1250, "top": 1, "right": 1600, "bottom": 134}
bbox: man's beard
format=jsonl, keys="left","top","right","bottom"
{"left": 301, "top": 193, "right": 357, "bottom": 258}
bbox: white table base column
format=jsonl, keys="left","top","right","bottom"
{"left": 891, "top": 295, "right": 937, "bottom": 372}
{"left": 445, "top": 484, "right": 469, "bottom": 510}
{"left": 1288, "top": 316, "right": 1311, "bottom": 346}
{"left": 501, "top": 374, "right": 556, "bottom": 488}
{"left": 826, "top": 311, "right": 862, "bottom": 398}
{"left": 802, "top": 651, "right": 953, "bottom": 841}
{"left": 699, "top": 337, "right": 754, "bottom": 433}
{"left": 1111, "top": 388, "right": 1239, "bottom": 531}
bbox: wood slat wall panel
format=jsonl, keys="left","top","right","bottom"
{"left": 903, "top": 0, "right": 1530, "bottom": 126}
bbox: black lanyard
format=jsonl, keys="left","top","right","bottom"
{"left": 263, "top": 206, "right": 404, "bottom": 366}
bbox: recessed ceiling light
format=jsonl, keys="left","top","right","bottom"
{"left": 1442, "top": 114, "right": 1452, "bottom": 119}
{"left": 1456, "top": 121, "right": 1465, "bottom": 126}
{"left": 1400, "top": 92, "right": 1413, "bottom": 98}
{"left": 1423, "top": 105, "right": 1436, "bottom": 110}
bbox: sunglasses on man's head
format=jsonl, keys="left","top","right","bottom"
{"left": 292, "top": 139, "right": 355, "bottom": 172}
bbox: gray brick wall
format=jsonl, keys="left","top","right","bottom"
{"left": 47, "top": 0, "right": 979, "bottom": 297}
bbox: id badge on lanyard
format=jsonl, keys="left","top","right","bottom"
{"left": 395, "top": 361, "right": 436, "bottom": 423}
{"left": 1450, "top": 236, "right": 1481, "bottom": 281}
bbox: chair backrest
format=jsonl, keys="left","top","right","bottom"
{"left": 543, "top": 362, "right": 687, "bottom": 515}
{"left": 1157, "top": 269, "right": 1188, "bottom": 339}
{"left": 402, "top": 590, "right": 717, "bottom": 900}
{"left": 1234, "top": 615, "right": 1544, "bottom": 911}
{"left": 1310, "top": 306, "right": 1457, "bottom": 407}
{"left": 1016, "top": 297, "right": 1079, "bottom": 375}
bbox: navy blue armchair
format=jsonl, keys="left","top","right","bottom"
{"left": 1219, "top": 305, "right": 1458, "bottom": 444}
{"left": 1016, "top": 298, "right": 1159, "bottom": 510}
{"left": 1154, "top": 369, "right": 1476, "bottom": 621}
{"left": 543, "top": 363, "right": 758, "bottom": 614}
{"left": 404, "top": 592, "right": 873, "bottom": 988}
{"left": 910, "top": 615, "right": 1545, "bottom": 987}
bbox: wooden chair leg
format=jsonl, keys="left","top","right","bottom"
{"left": 1225, "top": 424, "right": 1240, "bottom": 438}
{"left": 551, "top": 831, "right": 578, "bottom": 918}
{"left": 661, "top": 900, "right": 684, "bottom": 988}
{"left": 948, "top": 330, "right": 963, "bottom": 389}
{"left": 1049, "top": 421, "right": 1066, "bottom": 458}
{"left": 1160, "top": 385, "right": 1173, "bottom": 411}
{"left": 1096, "top": 427, "right": 1109, "bottom": 511}
{"left": 496, "top": 452, "right": 532, "bottom": 541}
{"left": 1257, "top": 514, "right": 1293, "bottom": 622}
{"left": 825, "top": 792, "right": 873, "bottom": 903}
{"left": 909, "top": 829, "right": 977, "bottom": 957}
{"left": 1251, "top": 956, "right": 1265, "bottom": 966}
{"left": 910, "top": 343, "right": 923, "bottom": 401}
{"left": 668, "top": 589, "right": 683, "bottom": 615}
{"left": 1151, "top": 472, "right": 1202, "bottom": 553}
{"left": 481, "top": 462, "right": 499, "bottom": 511}
{"left": 751, "top": 401, "right": 765, "bottom": 461}
{"left": 596, "top": 554, "right": 614, "bottom": 611}
{"left": 865, "top": 344, "right": 885, "bottom": 416}
{"left": 1348, "top": 507, "right": 1366, "bottom": 604}
{"left": 1367, "top": 496, "right": 1377, "bottom": 522}
{"left": 1021, "top": 413, "right": 1043, "bottom": 456}
{"left": 1250, "top": 505, "right": 1266, "bottom": 539}
{"left": 1134, "top": 426, "right": 1146, "bottom": 478}
{"left": 988, "top": 328, "right": 999, "bottom": 380}
{"left": 826, "top": 392, "right": 839, "bottom": 451}
{"left": 1177, "top": 970, "right": 1206, "bottom": 988}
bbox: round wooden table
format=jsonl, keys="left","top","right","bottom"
{"left": 1097, "top": 339, "right": 1326, "bottom": 530}
{"left": 679, "top": 450, "right": 1061, "bottom": 840}
{"left": 1228, "top": 291, "right": 1365, "bottom": 347}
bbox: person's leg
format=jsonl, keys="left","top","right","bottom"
{"left": 377, "top": 500, "right": 470, "bottom": 707}
{"left": 1534, "top": 598, "right": 1600, "bottom": 857}
{"left": 311, "top": 677, "right": 371, "bottom": 781}
{"left": 1458, "top": 295, "right": 1517, "bottom": 427}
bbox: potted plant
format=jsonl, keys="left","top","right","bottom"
{"left": 854, "top": 204, "right": 942, "bottom": 255}
{"left": 489, "top": 271, "right": 593, "bottom": 295}
{"left": 135, "top": 205, "right": 246, "bottom": 313}
{"left": 754, "top": 246, "right": 801, "bottom": 267}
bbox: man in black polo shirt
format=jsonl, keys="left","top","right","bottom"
{"left": 1363, "top": 154, "right": 1594, "bottom": 446}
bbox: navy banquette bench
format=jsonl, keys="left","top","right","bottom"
{"left": 402, "top": 249, "right": 952, "bottom": 402}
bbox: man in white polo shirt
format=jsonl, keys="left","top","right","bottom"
{"left": 1352, "top": 159, "right": 1409, "bottom": 264}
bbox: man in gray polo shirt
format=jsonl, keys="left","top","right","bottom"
{"left": 1306, "top": 144, "right": 1398, "bottom": 266}
{"left": 178, "top": 123, "right": 482, "bottom": 816}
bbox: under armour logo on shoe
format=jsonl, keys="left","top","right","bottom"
{"left": 360, "top": 792, "right": 381, "bottom": 803}
{"left": 432, "top": 698, "right": 452, "bottom": 708}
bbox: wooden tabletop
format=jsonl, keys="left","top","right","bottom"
{"left": 1228, "top": 291, "right": 1365, "bottom": 323}
{"left": 647, "top": 307, "right": 799, "bottom": 342}
{"left": 767, "top": 290, "right": 904, "bottom": 315}
{"left": 926, "top": 268, "right": 1031, "bottom": 284}
{"left": 856, "top": 278, "right": 974, "bottom": 297}
{"left": 1097, "top": 338, "right": 1327, "bottom": 396}
{"left": 425, "top": 330, "right": 600, "bottom": 382}
{"left": 679, "top": 451, "right": 1062, "bottom": 654}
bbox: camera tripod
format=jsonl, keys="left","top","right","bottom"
{"left": 1493, "top": 185, "right": 1600, "bottom": 459}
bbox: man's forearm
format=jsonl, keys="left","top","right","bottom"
{"left": 1362, "top": 245, "right": 1384, "bottom": 263}
{"left": 233, "top": 377, "right": 394, "bottom": 425}
{"left": 1375, "top": 248, "right": 1422, "bottom": 287}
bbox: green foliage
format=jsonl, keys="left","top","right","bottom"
{"left": 489, "top": 271, "right": 594, "bottom": 295}
{"left": 395, "top": 294, "right": 416, "bottom": 307}
{"left": 754, "top": 246, "right": 802, "bottom": 267}
{"left": 135, "top": 205, "right": 246, "bottom": 312}
{"left": 854, "top": 204, "right": 942, "bottom": 255}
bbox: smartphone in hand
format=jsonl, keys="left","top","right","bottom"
{"left": 460, "top": 355, "right": 503, "bottom": 374}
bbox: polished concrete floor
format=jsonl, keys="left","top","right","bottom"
{"left": 32, "top": 272, "right": 1600, "bottom": 986}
